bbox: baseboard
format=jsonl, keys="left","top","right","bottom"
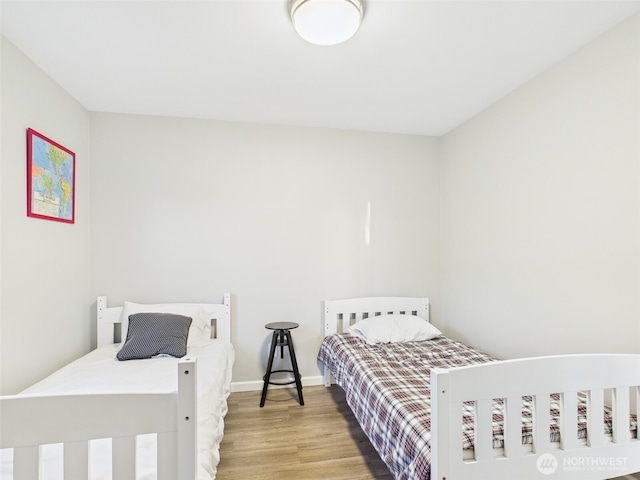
{"left": 231, "top": 375, "right": 325, "bottom": 393}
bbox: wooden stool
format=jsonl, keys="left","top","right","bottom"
{"left": 259, "top": 322, "right": 304, "bottom": 407}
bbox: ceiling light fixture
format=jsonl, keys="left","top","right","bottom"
{"left": 290, "top": 0, "right": 364, "bottom": 46}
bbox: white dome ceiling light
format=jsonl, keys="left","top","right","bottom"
{"left": 290, "top": 0, "right": 364, "bottom": 46}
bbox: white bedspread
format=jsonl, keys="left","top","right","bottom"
{"left": 1, "top": 340, "right": 234, "bottom": 480}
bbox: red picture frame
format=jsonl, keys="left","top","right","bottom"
{"left": 26, "top": 128, "right": 76, "bottom": 224}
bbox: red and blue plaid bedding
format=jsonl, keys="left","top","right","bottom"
{"left": 317, "top": 333, "right": 638, "bottom": 480}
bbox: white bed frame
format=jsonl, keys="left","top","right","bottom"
{"left": 1, "top": 293, "right": 231, "bottom": 480}
{"left": 323, "top": 296, "right": 640, "bottom": 480}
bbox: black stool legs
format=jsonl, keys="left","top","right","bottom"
{"left": 260, "top": 328, "right": 304, "bottom": 407}
{"left": 285, "top": 331, "right": 304, "bottom": 405}
{"left": 260, "top": 330, "right": 279, "bottom": 407}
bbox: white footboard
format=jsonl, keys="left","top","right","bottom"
{"left": 431, "top": 354, "right": 640, "bottom": 480}
{"left": 0, "top": 358, "right": 197, "bottom": 480}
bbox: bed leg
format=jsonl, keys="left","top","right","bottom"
{"left": 323, "top": 368, "right": 331, "bottom": 387}
{"left": 178, "top": 357, "right": 197, "bottom": 480}
{"left": 430, "top": 368, "right": 450, "bottom": 480}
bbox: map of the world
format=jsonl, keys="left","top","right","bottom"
{"left": 28, "top": 129, "right": 75, "bottom": 223}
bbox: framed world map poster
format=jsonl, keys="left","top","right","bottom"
{"left": 27, "top": 128, "right": 75, "bottom": 224}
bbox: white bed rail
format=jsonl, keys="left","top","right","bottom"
{"left": 0, "top": 357, "right": 197, "bottom": 480}
{"left": 431, "top": 354, "right": 640, "bottom": 480}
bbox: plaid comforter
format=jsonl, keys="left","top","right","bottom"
{"left": 317, "top": 333, "right": 638, "bottom": 480}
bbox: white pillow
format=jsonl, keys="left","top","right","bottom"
{"left": 348, "top": 314, "right": 442, "bottom": 344}
{"left": 119, "top": 302, "right": 212, "bottom": 348}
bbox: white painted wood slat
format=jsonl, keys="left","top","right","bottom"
{"left": 612, "top": 386, "right": 630, "bottom": 444}
{"left": 112, "top": 436, "right": 136, "bottom": 480}
{"left": 157, "top": 431, "right": 178, "bottom": 480}
{"left": 474, "top": 398, "right": 493, "bottom": 462}
{"left": 532, "top": 393, "right": 550, "bottom": 454}
{"left": 13, "top": 446, "right": 39, "bottom": 480}
{"left": 587, "top": 388, "right": 605, "bottom": 447}
{"left": 560, "top": 391, "right": 578, "bottom": 451}
{"left": 503, "top": 395, "right": 521, "bottom": 458}
{"left": 64, "top": 440, "right": 90, "bottom": 480}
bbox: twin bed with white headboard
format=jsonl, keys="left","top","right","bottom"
{"left": 319, "top": 296, "right": 640, "bottom": 480}
{"left": 1, "top": 293, "right": 234, "bottom": 480}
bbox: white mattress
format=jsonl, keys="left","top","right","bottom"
{"left": 1, "top": 340, "right": 234, "bottom": 480}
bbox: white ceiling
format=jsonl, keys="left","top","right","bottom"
{"left": 2, "top": 0, "right": 640, "bottom": 136}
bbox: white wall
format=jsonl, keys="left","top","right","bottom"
{"left": 0, "top": 36, "right": 91, "bottom": 394}
{"left": 89, "top": 113, "right": 440, "bottom": 386}
{"left": 3, "top": 12, "right": 639, "bottom": 395}
{"left": 440, "top": 14, "right": 640, "bottom": 358}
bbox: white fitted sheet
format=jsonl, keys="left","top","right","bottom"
{"left": 1, "top": 340, "right": 234, "bottom": 480}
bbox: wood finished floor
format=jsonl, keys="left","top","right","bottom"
{"left": 217, "top": 385, "right": 640, "bottom": 480}
{"left": 216, "top": 385, "right": 393, "bottom": 480}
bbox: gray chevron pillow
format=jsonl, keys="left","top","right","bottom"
{"left": 117, "top": 312, "right": 192, "bottom": 361}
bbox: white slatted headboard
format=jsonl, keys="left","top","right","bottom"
{"left": 322, "top": 296, "right": 429, "bottom": 387}
{"left": 323, "top": 296, "right": 430, "bottom": 337}
{"left": 97, "top": 293, "right": 232, "bottom": 347}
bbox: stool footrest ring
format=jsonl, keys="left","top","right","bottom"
{"left": 263, "top": 369, "right": 301, "bottom": 386}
